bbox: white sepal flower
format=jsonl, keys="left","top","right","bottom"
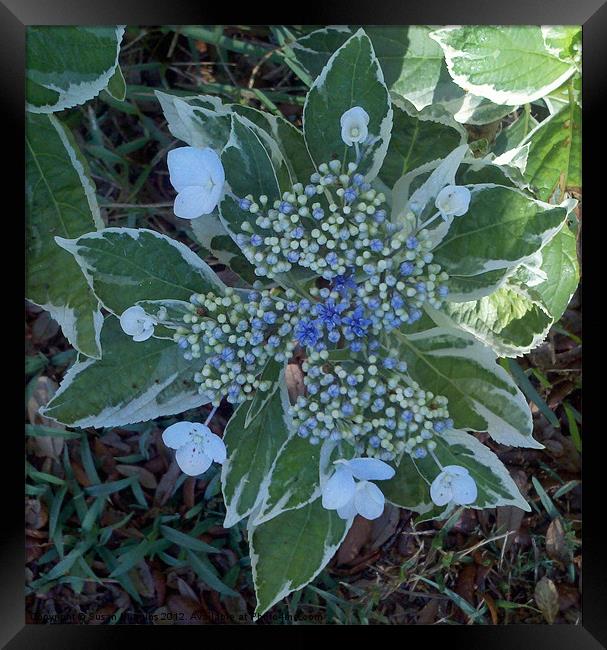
{"left": 167, "top": 146, "right": 225, "bottom": 219}
{"left": 430, "top": 465, "right": 478, "bottom": 507}
{"left": 119, "top": 306, "right": 156, "bottom": 342}
{"left": 321, "top": 457, "right": 395, "bottom": 521}
{"left": 162, "top": 421, "right": 227, "bottom": 477}
{"left": 435, "top": 184, "right": 471, "bottom": 220}
{"left": 340, "top": 106, "right": 370, "bottom": 147}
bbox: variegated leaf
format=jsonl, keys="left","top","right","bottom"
{"left": 430, "top": 26, "right": 576, "bottom": 106}
{"left": 26, "top": 113, "right": 104, "bottom": 359}
{"left": 41, "top": 317, "right": 211, "bottom": 428}
{"left": 433, "top": 185, "right": 568, "bottom": 283}
{"left": 413, "top": 429, "right": 530, "bottom": 510}
{"left": 56, "top": 228, "right": 224, "bottom": 315}
{"left": 388, "top": 327, "right": 539, "bottom": 448}
{"left": 303, "top": 28, "right": 393, "bottom": 180}
{"left": 249, "top": 497, "right": 351, "bottom": 616}
{"left": 221, "top": 365, "right": 293, "bottom": 528}
{"left": 27, "top": 26, "right": 125, "bottom": 113}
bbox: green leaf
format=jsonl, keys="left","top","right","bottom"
{"left": 253, "top": 435, "right": 322, "bottom": 525}
{"left": 221, "top": 113, "right": 281, "bottom": 202}
{"left": 434, "top": 283, "right": 553, "bottom": 357}
{"left": 26, "top": 113, "right": 103, "bottom": 359}
{"left": 189, "top": 209, "right": 260, "bottom": 286}
{"left": 219, "top": 115, "right": 316, "bottom": 293}
{"left": 154, "top": 91, "right": 232, "bottom": 150}
{"left": 432, "top": 185, "right": 567, "bottom": 282}
{"left": 541, "top": 27, "right": 582, "bottom": 64}
{"left": 41, "top": 317, "right": 211, "bottom": 428}
{"left": 221, "top": 366, "right": 293, "bottom": 528}
{"left": 506, "top": 359, "right": 561, "bottom": 429}
{"left": 303, "top": 28, "right": 392, "bottom": 180}
{"left": 26, "top": 26, "right": 125, "bottom": 112}
{"left": 232, "top": 104, "right": 316, "bottom": 186}
{"left": 382, "top": 453, "right": 435, "bottom": 514}
{"left": 522, "top": 102, "right": 581, "bottom": 201}
{"left": 379, "top": 99, "right": 465, "bottom": 189}
{"left": 493, "top": 109, "right": 539, "bottom": 156}
{"left": 249, "top": 497, "right": 350, "bottom": 616}
{"left": 160, "top": 525, "right": 221, "bottom": 554}
{"left": 533, "top": 225, "right": 579, "bottom": 321}
{"left": 292, "top": 26, "right": 515, "bottom": 125}
{"left": 186, "top": 550, "right": 239, "bottom": 597}
{"left": 105, "top": 65, "right": 126, "bottom": 101}
{"left": 388, "top": 326, "right": 539, "bottom": 448}
{"left": 57, "top": 227, "right": 224, "bottom": 315}
{"left": 430, "top": 26, "right": 576, "bottom": 105}
{"left": 415, "top": 429, "right": 530, "bottom": 510}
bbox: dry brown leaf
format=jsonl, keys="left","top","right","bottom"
{"left": 167, "top": 595, "right": 208, "bottom": 624}
{"left": 285, "top": 363, "right": 305, "bottom": 402}
{"left": 369, "top": 502, "right": 400, "bottom": 550}
{"left": 155, "top": 460, "right": 183, "bottom": 506}
{"left": 335, "top": 516, "right": 373, "bottom": 566}
{"left": 454, "top": 563, "right": 477, "bottom": 622}
{"left": 534, "top": 576, "right": 559, "bottom": 623}
{"left": 27, "top": 376, "right": 65, "bottom": 459}
{"left": 557, "top": 582, "right": 580, "bottom": 612}
{"left": 116, "top": 464, "right": 158, "bottom": 489}
{"left": 417, "top": 598, "right": 439, "bottom": 624}
{"left": 130, "top": 561, "right": 155, "bottom": 598}
{"left": 483, "top": 593, "right": 499, "bottom": 625}
{"left": 25, "top": 498, "right": 48, "bottom": 530}
{"left": 496, "top": 506, "right": 525, "bottom": 552}
{"left": 546, "top": 517, "right": 569, "bottom": 564}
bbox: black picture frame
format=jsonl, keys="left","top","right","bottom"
{"left": 10, "top": 1, "right": 603, "bottom": 645}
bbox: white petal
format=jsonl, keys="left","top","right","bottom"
{"left": 452, "top": 473, "right": 478, "bottom": 505}
{"left": 443, "top": 465, "right": 470, "bottom": 477}
{"left": 336, "top": 496, "right": 357, "bottom": 521}
{"left": 132, "top": 320, "right": 155, "bottom": 341}
{"left": 168, "top": 146, "right": 213, "bottom": 192}
{"left": 340, "top": 106, "right": 370, "bottom": 146}
{"left": 321, "top": 466, "right": 356, "bottom": 510}
{"left": 119, "top": 306, "right": 147, "bottom": 336}
{"left": 162, "top": 422, "right": 195, "bottom": 449}
{"left": 345, "top": 457, "right": 395, "bottom": 481}
{"left": 174, "top": 186, "right": 217, "bottom": 219}
{"left": 435, "top": 185, "right": 470, "bottom": 218}
{"left": 202, "top": 431, "right": 227, "bottom": 464}
{"left": 430, "top": 472, "right": 453, "bottom": 506}
{"left": 175, "top": 440, "right": 212, "bottom": 476}
{"left": 353, "top": 481, "right": 385, "bottom": 520}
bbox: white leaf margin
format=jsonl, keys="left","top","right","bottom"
{"left": 27, "top": 26, "right": 126, "bottom": 114}
{"left": 221, "top": 371, "right": 295, "bottom": 529}
{"left": 247, "top": 499, "right": 353, "bottom": 617}
{"left": 27, "top": 114, "right": 104, "bottom": 359}
{"left": 396, "top": 326, "right": 541, "bottom": 449}
{"left": 429, "top": 26, "right": 576, "bottom": 106}
{"left": 302, "top": 27, "right": 393, "bottom": 183}
{"left": 55, "top": 227, "right": 225, "bottom": 316}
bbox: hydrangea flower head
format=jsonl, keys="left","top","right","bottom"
{"left": 167, "top": 146, "right": 225, "bottom": 219}
{"left": 340, "top": 106, "right": 370, "bottom": 146}
{"left": 119, "top": 305, "right": 156, "bottom": 342}
{"left": 162, "top": 421, "right": 227, "bottom": 476}
{"left": 430, "top": 464, "right": 478, "bottom": 506}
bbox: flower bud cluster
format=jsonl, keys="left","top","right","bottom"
{"left": 236, "top": 161, "right": 395, "bottom": 281}
{"left": 288, "top": 346, "right": 452, "bottom": 461}
{"left": 172, "top": 287, "right": 301, "bottom": 405}
{"left": 235, "top": 164, "right": 450, "bottom": 329}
